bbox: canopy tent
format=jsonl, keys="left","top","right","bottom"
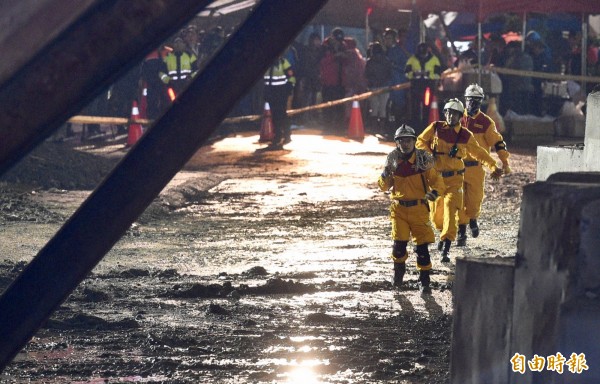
{"left": 193, "top": 0, "right": 599, "bottom": 77}
{"left": 444, "top": 12, "right": 582, "bottom": 41}
{"left": 368, "top": 0, "right": 600, "bottom": 81}
{"left": 365, "top": 0, "right": 600, "bottom": 22}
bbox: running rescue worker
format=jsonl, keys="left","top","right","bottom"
{"left": 378, "top": 125, "right": 445, "bottom": 294}
{"left": 457, "top": 83, "right": 511, "bottom": 246}
{"left": 416, "top": 98, "right": 503, "bottom": 262}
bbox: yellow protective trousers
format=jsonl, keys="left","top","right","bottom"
{"left": 390, "top": 201, "right": 435, "bottom": 245}
{"left": 458, "top": 163, "right": 485, "bottom": 225}
{"left": 430, "top": 173, "right": 464, "bottom": 241}
{"left": 389, "top": 201, "right": 434, "bottom": 270}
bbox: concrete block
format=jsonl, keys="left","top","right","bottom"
{"left": 546, "top": 172, "right": 600, "bottom": 184}
{"left": 584, "top": 92, "right": 600, "bottom": 168}
{"left": 510, "top": 179, "right": 600, "bottom": 384}
{"left": 536, "top": 145, "right": 585, "bottom": 181}
{"left": 451, "top": 257, "right": 515, "bottom": 384}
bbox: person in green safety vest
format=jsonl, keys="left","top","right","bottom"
{"left": 263, "top": 56, "right": 296, "bottom": 150}
{"left": 159, "top": 37, "right": 197, "bottom": 97}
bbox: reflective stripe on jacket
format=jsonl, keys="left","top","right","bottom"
{"left": 405, "top": 54, "right": 441, "bottom": 80}
{"left": 264, "top": 58, "right": 296, "bottom": 86}
{"left": 160, "top": 52, "right": 197, "bottom": 81}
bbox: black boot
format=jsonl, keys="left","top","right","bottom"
{"left": 469, "top": 219, "right": 479, "bottom": 238}
{"left": 440, "top": 239, "right": 451, "bottom": 263}
{"left": 419, "top": 270, "right": 432, "bottom": 294}
{"left": 393, "top": 262, "right": 406, "bottom": 288}
{"left": 437, "top": 241, "right": 444, "bottom": 251}
{"left": 456, "top": 224, "right": 467, "bottom": 247}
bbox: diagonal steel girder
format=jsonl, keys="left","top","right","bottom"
{"left": 0, "top": 0, "right": 215, "bottom": 177}
{"left": 0, "top": 0, "right": 329, "bottom": 371}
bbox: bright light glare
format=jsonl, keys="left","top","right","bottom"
{"left": 286, "top": 367, "right": 319, "bottom": 384}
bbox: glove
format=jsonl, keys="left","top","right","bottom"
{"left": 425, "top": 190, "right": 439, "bottom": 201}
{"left": 384, "top": 152, "right": 399, "bottom": 171}
{"left": 490, "top": 167, "right": 503, "bottom": 181}
{"left": 502, "top": 161, "right": 512, "bottom": 175}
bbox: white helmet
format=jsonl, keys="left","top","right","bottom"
{"left": 394, "top": 124, "right": 416, "bottom": 140}
{"left": 444, "top": 98, "right": 465, "bottom": 114}
{"left": 464, "top": 83, "right": 485, "bottom": 99}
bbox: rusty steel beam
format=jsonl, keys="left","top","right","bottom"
{"left": 0, "top": 0, "right": 97, "bottom": 86}
{"left": 0, "top": 0, "right": 328, "bottom": 370}
{"left": 0, "top": 0, "right": 215, "bottom": 177}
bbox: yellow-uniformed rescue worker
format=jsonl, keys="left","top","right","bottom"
{"left": 378, "top": 125, "right": 445, "bottom": 294}
{"left": 416, "top": 99, "right": 503, "bottom": 262}
{"left": 457, "top": 84, "right": 511, "bottom": 246}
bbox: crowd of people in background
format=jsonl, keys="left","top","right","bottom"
{"left": 72, "top": 19, "right": 599, "bottom": 144}
{"left": 267, "top": 24, "right": 599, "bottom": 147}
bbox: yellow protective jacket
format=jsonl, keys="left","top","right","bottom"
{"left": 378, "top": 150, "right": 445, "bottom": 200}
{"left": 405, "top": 54, "right": 441, "bottom": 80}
{"left": 264, "top": 57, "right": 296, "bottom": 87}
{"left": 160, "top": 52, "right": 197, "bottom": 83}
{"left": 461, "top": 110, "right": 510, "bottom": 166}
{"left": 416, "top": 121, "right": 498, "bottom": 173}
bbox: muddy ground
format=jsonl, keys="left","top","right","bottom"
{"left": 0, "top": 128, "right": 536, "bottom": 383}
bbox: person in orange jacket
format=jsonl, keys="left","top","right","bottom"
{"left": 378, "top": 125, "right": 445, "bottom": 294}
{"left": 457, "top": 84, "right": 511, "bottom": 246}
{"left": 416, "top": 99, "right": 503, "bottom": 262}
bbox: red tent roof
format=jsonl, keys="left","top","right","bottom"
{"left": 368, "top": 0, "right": 600, "bottom": 22}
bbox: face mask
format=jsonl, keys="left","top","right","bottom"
{"left": 465, "top": 97, "right": 482, "bottom": 115}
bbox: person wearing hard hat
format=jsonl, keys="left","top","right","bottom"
{"left": 378, "top": 124, "right": 444, "bottom": 294}
{"left": 457, "top": 84, "right": 511, "bottom": 246}
{"left": 416, "top": 98, "right": 503, "bottom": 262}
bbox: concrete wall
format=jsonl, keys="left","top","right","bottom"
{"left": 510, "top": 174, "right": 600, "bottom": 384}
{"left": 583, "top": 92, "right": 600, "bottom": 169}
{"left": 450, "top": 257, "right": 514, "bottom": 384}
{"left": 536, "top": 145, "right": 584, "bottom": 181}
{"left": 537, "top": 91, "right": 600, "bottom": 181}
{"left": 451, "top": 173, "right": 600, "bottom": 384}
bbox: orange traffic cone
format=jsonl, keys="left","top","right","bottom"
{"left": 259, "top": 102, "right": 275, "bottom": 143}
{"left": 126, "top": 100, "right": 143, "bottom": 147}
{"left": 429, "top": 94, "right": 440, "bottom": 123}
{"left": 348, "top": 100, "right": 365, "bottom": 142}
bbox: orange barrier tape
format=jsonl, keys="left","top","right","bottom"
{"left": 68, "top": 82, "right": 414, "bottom": 126}
{"left": 222, "top": 81, "right": 412, "bottom": 124}
{"left": 443, "top": 64, "right": 600, "bottom": 83}
{"left": 488, "top": 65, "right": 600, "bottom": 83}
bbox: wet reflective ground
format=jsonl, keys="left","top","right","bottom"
{"left": 0, "top": 130, "right": 535, "bottom": 383}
